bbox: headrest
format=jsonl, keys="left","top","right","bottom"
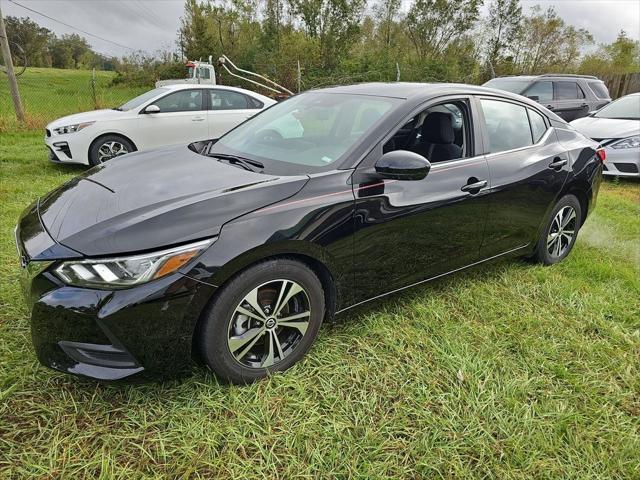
{"left": 421, "top": 112, "right": 455, "bottom": 144}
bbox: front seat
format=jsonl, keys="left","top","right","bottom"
{"left": 413, "top": 112, "right": 462, "bottom": 162}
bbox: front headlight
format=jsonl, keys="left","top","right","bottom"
{"left": 54, "top": 239, "right": 213, "bottom": 289}
{"left": 53, "top": 121, "right": 95, "bottom": 135}
{"left": 610, "top": 135, "right": 640, "bottom": 149}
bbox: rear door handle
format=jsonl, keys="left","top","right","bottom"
{"left": 461, "top": 180, "right": 487, "bottom": 193}
{"left": 192, "top": 117, "right": 205, "bottom": 122}
{"left": 549, "top": 157, "right": 568, "bottom": 169}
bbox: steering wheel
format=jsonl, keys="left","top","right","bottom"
{"left": 254, "top": 129, "right": 283, "bottom": 143}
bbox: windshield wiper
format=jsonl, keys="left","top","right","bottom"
{"left": 112, "top": 107, "right": 123, "bottom": 111}
{"left": 211, "top": 153, "right": 264, "bottom": 173}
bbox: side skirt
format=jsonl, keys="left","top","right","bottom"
{"left": 336, "top": 244, "right": 529, "bottom": 314}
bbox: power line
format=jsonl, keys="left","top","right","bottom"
{"left": 8, "top": 0, "right": 136, "bottom": 52}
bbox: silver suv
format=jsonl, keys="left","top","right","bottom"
{"left": 483, "top": 74, "right": 611, "bottom": 121}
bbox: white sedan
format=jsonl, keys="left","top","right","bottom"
{"left": 570, "top": 93, "right": 640, "bottom": 177}
{"left": 45, "top": 84, "right": 275, "bottom": 166}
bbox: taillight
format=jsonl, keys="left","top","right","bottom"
{"left": 596, "top": 147, "right": 606, "bottom": 162}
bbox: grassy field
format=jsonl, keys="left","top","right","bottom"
{"left": 0, "top": 131, "right": 639, "bottom": 479}
{"left": 0, "top": 68, "right": 146, "bottom": 132}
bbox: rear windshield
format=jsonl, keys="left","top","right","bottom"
{"left": 589, "top": 82, "right": 610, "bottom": 99}
{"left": 483, "top": 79, "right": 531, "bottom": 94}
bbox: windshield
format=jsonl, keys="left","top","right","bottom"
{"left": 118, "top": 87, "right": 169, "bottom": 111}
{"left": 483, "top": 79, "right": 531, "bottom": 94}
{"left": 211, "top": 92, "right": 399, "bottom": 173}
{"left": 594, "top": 95, "right": 640, "bottom": 120}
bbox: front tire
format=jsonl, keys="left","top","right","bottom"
{"left": 89, "top": 135, "right": 135, "bottom": 166}
{"left": 199, "top": 259, "right": 325, "bottom": 384}
{"left": 532, "top": 194, "right": 582, "bottom": 265}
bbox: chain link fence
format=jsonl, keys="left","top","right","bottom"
{"left": 0, "top": 68, "right": 146, "bottom": 133}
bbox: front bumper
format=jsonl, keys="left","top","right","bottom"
{"left": 44, "top": 129, "right": 91, "bottom": 165}
{"left": 16, "top": 207, "right": 216, "bottom": 381}
{"left": 602, "top": 146, "right": 640, "bottom": 177}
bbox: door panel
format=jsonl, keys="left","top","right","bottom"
{"left": 480, "top": 131, "right": 569, "bottom": 257}
{"left": 351, "top": 157, "right": 491, "bottom": 303}
{"left": 136, "top": 111, "right": 209, "bottom": 148}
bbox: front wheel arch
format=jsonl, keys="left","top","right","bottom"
{"left": 191, "top": 252, "right": 338, "bottom": 364}
{"left": 88, "top": 133, "right": 137, "bottom": 165}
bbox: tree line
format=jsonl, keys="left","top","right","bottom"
{"left": 3, "top": 0, "right": 639, "bottom": 91}
{"left": 2, "top": 16, "right": 118, "bottom": 70}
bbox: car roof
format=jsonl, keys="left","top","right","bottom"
{"left": 161, "top": 83, "right": 274, "bottom": 102}
{"left": 311, "top": 82, "right": 567, "bottom": 123}
{"left": 490, "top": 74, "right": 602, "bottom": 82}
{"left": 312, "top": 81, "right": 541, "bottom": 103}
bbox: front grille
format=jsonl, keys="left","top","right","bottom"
{"left": 614, "top": 163, "right": 639, "bottom": 174}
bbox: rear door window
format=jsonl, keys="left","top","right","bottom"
{"left": 525, "top": 81, "right": 553, "bottom": 102}
{"left": 480, "top": 99, "right": 533, "bottom": 153}
{"left": 555, "top": 82, "right": 580, "bottom": 100}
{"left": 209, "top": 90, "right": 251, "bottom": 110}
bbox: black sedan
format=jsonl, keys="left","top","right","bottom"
{"left": 16, "top": 83, "right": 603, "bottom": 384}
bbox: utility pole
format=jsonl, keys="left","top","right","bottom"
{"left": 0, "top": 1, "right": 24, "bottom": 122}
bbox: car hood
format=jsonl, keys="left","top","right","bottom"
{"left": 47, "top": 109, "right": 130, "bottom": 129}
{"left": 38, "top": 146, "right": 308, "bottom": 256}
{"left": 570, "top": 116, "right": 640, "bottom": 140}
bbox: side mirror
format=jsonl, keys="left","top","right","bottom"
{"left": 375, "top": 150, "right": 431, "bottom": 181}
{"left": 144, "top": 104, "right": 160, "bottom": 114}
{"left": 527, "top": 95, "right": 540, "bottom": 102}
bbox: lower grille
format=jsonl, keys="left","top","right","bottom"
{"left": 58, "top": 341, "right": 139, "bottom": 368}
{"left": 614, "top": 163, "right": 639, "bottom": 174}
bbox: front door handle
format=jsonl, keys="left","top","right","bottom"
{"left": 549, "top": 157, "right": 568, "bottom": 169}
{"left": 461, "top": 180, "right": 487, "bottom": 193}
{"left": 192, "top": 117, "right": 205, "bottom": 122}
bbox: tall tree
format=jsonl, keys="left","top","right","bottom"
{"left": 485, "top": 0, "right": 522, "bottom": 74}
{"left": 4, "top": 16, "right": 53, "bottom": 67}
{"left": 288, "top": 0, "right": 367, "bottom": 69}
{"left": 406, "top": 0, "right": 480, "bottom": 61}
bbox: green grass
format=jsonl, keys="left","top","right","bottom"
{"left": 1, "top": 131, "right": 639, "bottom": 478}
{"left": 0, "top": 68, "right": 146, "bottom": 132}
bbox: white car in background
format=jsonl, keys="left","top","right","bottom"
{"left": 45, "top": 84, "right": 275, "bottom": 166}
{"left": 570, "top": 93, "right": 640, "bottom": 177}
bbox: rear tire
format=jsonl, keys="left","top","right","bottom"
{"left": 199, "top": 259, "right": 325, "bottom": 384}
{"left": 89, "top": 135, "right": 135, "bottom": 166}
{"left": 532, "top": 194, "right": 582, "bottom": 265}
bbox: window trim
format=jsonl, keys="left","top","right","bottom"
{"left": 138, "top": 88, "right": 205, "bottom": 114}
{"left": 476, "top": 95, "right": 552, "bottom": 157}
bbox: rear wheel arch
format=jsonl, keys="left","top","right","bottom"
{"left": 562, "top": 180, "right": 591, "bottom": 226}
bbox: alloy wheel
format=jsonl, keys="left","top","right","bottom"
{"left": 547, "top": 205, "right": 577, "bottom": 257}
{"left": 97, "top": 141, "right": 129, "bottom": 163}
{"left": 227, "top": 279, "right": 311, "bottom": 369}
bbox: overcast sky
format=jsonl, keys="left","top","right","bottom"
{"left": 3, "top": 0, "right": 639, "bottom": 58}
